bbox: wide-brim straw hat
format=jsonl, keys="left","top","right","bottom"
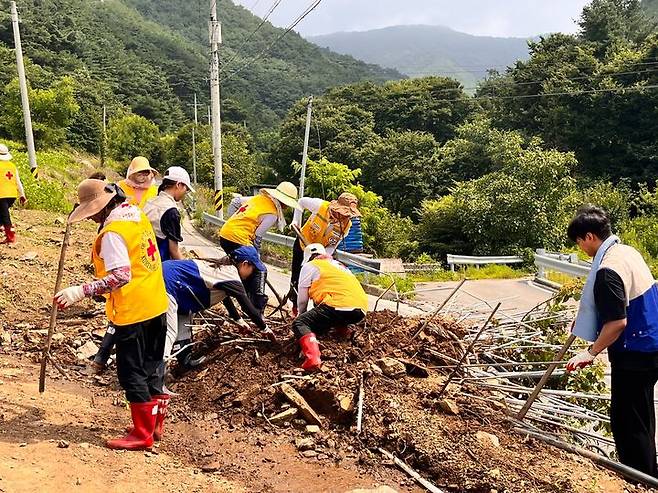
{"left": 329, "top": 192, "right": 361, "bottom": 218}
{"left": 126, "top": 156, "right": 158, "bottom": 179}
{"left": 0, "top": 144, "right": 12, "bottom": 162}
{"left": 68, "top": 179, "right": 117, "bottom": 223}
{"left": 262, "top": 181, "right": 300, "bottom": 210}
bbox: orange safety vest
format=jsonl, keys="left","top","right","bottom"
{"left": 300, "top": 200, "right": 351, "bottom": 248}
{"left": 220, "top": 194, "right": 278, "bottom": 246}
{"left": 0, "top": 161, "right": 19, "bottom": 199}
{"left": 308, "top": 258, "right": 368, "bottom": 312}
{"left": 92, "top": 209, "right": 168, "bottom": 325}
{"left": 118, "top": 180, "right": 158, "bottom": 210}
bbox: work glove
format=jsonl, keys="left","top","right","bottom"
{"left": 566, "top": 350, "right": 595, "bottom": 372}
{"left": 19, "top": 196, "right": 27, "bottom": 206}
{"left": 54, "top": 285, "right": 85, "bottom": 309}
{"left": 262, "top": 326, "right": 277, "bottom": 343}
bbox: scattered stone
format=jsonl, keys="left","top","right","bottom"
{"left": 54, "top": 217, "right": 66, "bottom": 225}
{"left": 301, "top": 450, "right": 317, "bottom": 458}
{"left": 268, "top": 407, "right": 298, "bottom": 425}
{"left": 57, "top": 440, "right": 69, "bottom": 449}
{"left": 317, "top": 453, "right": 329, "bottom": 460}
{"left": 204, "top": 412, "right": 219, "bottom": 421}
{"left": 79, "top": 443, "right": 90, "bottom": 449}
{"left": 489, "top": 468, "right": 501, "bottom": 480}
{"left": 0, "top": 331, "right": 11, "bottom": 346}
{"left": 19, "top": 251, "right": 38, "bottom": 262}
{"left": 476, "top": 431, "right": 500, "bottom": 448}
{"left": 370, "top": 363, "right": 383, "bottom": 376}
{"left": 201, "top": 462, "right": 221, "bottom": 473}
{"left": 229, "top": 413, "right": 244, "bottom": 428}
{"left": 19, "top": 442, "right": 27, "bottom": 447}
{"left": 305, "top": 425, "right": 320, "bottom": 435}
{"left": 338, "top": 394, "right": 355, "bottom": 413}
{"left": 278, "top": 384, "right": 322, "bottom": 427}
{"left": 376, "top": 358, "right": 406, "bottom": 379}
{"left": 51, "top": 333, "right": 65, "bottom": 343}
{"left": 295, "top": 437, "right": 315, "bottom": 451}
{"left": 438, "top": 399, "right": 460, "bottom": 415}
{"left": 76, "top": 341, "right": 98, "bottom": 361}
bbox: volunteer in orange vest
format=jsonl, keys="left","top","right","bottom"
{"left": 54, "top": 179, "right": 169, "bottom": 451}
{"left": 0, "top": 143, "right": 27, "bottom": 244}
{"left": 294, "top": 243, "right": 368, "bottom": 371}
{"left": 219, "top": 182, "right": 299, "bottom": 312}
{"left": 289, "top": 192, "right": 360, "bottom": 313}
{"left": 118, "top": 156, "right": 158, "bottom": 209}
{"left": 144, "top": 166, "right": 194, "bottom": 261}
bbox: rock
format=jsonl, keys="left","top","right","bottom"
{"left": 229, "top": 413, "right": 244, "bottom": 428}
{"left": 0, "top": 331, "right": 11, "bottom": 346}
{"left": 76, "top": 341, "right": 98, "bottom": 361}
{"left": 301, "top": 450, "right": 317, "bottom": 458}
{"left": 370, "top": 363, "right": 383, "bottom": 376}
{"left": 268, "top": 407, "right": 298, "bottom": 425}
{"left": 376, "top": 358, "right": 406, "bottom": 379}
{"left": 339, "top": 394, "right": 355, "bottom": 413}
{"left": 19, "top": 442, "right": 27, "bottom": 447}
{"left": 57, "top": 440, "right": 69, "bottom": 449}
{"left": 295, "top": 437, "right": 315, "bottom": 451}
{"left": 278, "top": 384, "right": 322, "bottom": 427}
{"left": 204, "top": 412, "right": 219, "bottom": 421}
{"left": 346, "top": 487, "right": 399, "bottom": 493}
{"left": 476, "top": 431, "right": 500, "bottom": 448}
{"left": 19, "top": 251, "right": 38, "bottom": 262}
{"left": 317, "top": 453, "right": 329, "bottom": 460}
{"left": 52, "top": 333, "right": 65, "bottom": 343}
{"left": 305, "top": 425, "right": 320, "bottom": 434}
{"left": 201, "top": 462, "right": 221, "bottom": 473}
{"left": 79, "top": 443, "right": 90, "bottom": 449}
{"left": 438, "top": 399, "right": 460, "bottom": 415}
{"left": 489, "top": 468, "right": 501, "bottom": 480}
{"left": 55, "top": 217, "right": 66, "bottom": 225}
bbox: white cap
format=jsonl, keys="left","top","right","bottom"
{"left": 163, "top": 166, "right": 195, "bottom": 193}
{"left": 303, "top": 243, "right": 326, "bottom": 264}
{"left": 0, "top": 143, "right": 12, "bottom": 162}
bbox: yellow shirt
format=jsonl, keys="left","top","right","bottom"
{"left": 220, "top": 194, "right": 278, "bottom": 246}
{"left": 0, "top": 161, "right": 19, "bottom": 199}
{"left": 308, "top": 258, "right": 368, "bottom": 312}
{"left": 300, "top": 200, "right": 351, "bottom": 249}
{"left": 92, "top": 207, "right": 168, "bottom": 325}
{"left": 118, "top": 180, "right": 158, "bottom": 209}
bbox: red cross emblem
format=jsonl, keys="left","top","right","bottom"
{"left": 5, "top": 171, "right": 13, "bottom": 180}
{"left": 237, "top": 204, "right": 248, "bottom": 214}
{"left": 147, "top": 239, "right": 157, "bottom": 261}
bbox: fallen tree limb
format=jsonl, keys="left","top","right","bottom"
{"left": 378, "top": 448, "right": 444, "bottom": 493}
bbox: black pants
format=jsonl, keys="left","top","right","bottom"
{"left": 292, "top": 304, "right": 365, "bottom": 339}
{"left": 610, "top": 365, "right": 658, "bottom": 477}
{"left": 94, "top": 325, "right": 116, "bottom": 366}
{"left": 115, "top": 314, "right": 166, "bottom": 403}
{"left": 290, "top": 238, "right": 304, "bottom": 291}
{"left": 220, "top": 236, "right": 268, "bottom": 312}
{"left": 0, "top": 198, "right": 15, "bottom": 227}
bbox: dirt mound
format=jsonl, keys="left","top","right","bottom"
{"left": 169, "top": 310, "right": 634, "bottom": 493}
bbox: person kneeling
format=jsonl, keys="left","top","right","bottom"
{"left": 293, "top": 244, "right": 368, "bottom": 371}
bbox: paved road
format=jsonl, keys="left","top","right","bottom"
{"left": 180, "top": 218, "right": 424, "bottom": 316}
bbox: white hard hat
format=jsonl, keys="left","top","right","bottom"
{"left": 0, "top": 143, "right": 12, "bottom": 161}
{"left": 163, "top": 166, "right": 195, "bottom": 193}
{"left": 303, "top": 243, "right": 326, "bottom": 264}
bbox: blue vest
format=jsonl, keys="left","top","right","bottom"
{"left": 598, "top": 244, "right": 658, "bottom": 353}
{"left": 162, "top": 260, "right": 210, "bottom": 314}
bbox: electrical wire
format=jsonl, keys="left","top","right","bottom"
{"left": 221, "top": 0, "right": 323, "bottom": 82}
{"left": 222, "top": 0, "right": 285, "bottom": 68}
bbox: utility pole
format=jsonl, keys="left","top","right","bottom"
{"left": 209, "top": 0, "right": 224, "bottom": 217}
{"left": 10, "top": 1, "right": 37, "bottom": 178}
{"left": 293, "top": 96, "right": 313, "bottom": 225}
{"left": 192, "top": 93, "right": 198, "bottom": 185}
{"left": 101, "top": 104, "right": 106, "bottom": 166}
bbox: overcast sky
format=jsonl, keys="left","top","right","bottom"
{"left": 232, "top": 0, "right": 592, "bottom": 38}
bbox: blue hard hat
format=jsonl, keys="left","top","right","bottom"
{"left": 230, "top": 246, "right": 266, "bottom": 272}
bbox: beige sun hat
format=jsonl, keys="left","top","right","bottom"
{"left": 329, "top": 192, "right": 361, "bottom": 218}
{"left": 0, "top": 143, "right": 13, "bottom": 162}
{"left": 68, "top": 179, "right": 117, "bottom": 223}
{"left": 126, "top": 156, "right": 157, "bottom": 179}
{"left": 261, "top": 181, "right": 300, "bottom": 210}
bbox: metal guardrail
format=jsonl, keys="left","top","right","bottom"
{"left": 446, "top": 254, "right": 524, "bottom": 272}
{"left": 402, "top": 262, "right": 443, "bottom": 273}
{"left": 202, "top": 212, "right": 383, "bottom": 274}
{"left": 534, "top": 253, "right": 590, "bottom": 280}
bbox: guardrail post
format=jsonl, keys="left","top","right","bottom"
{"left": 569, "top": 253, "right": 578, "bottom": 264}
{"left": 536, "top": 249, "right": 546, "bottom": 280}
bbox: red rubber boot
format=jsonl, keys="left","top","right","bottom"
{"left": 1, "top": 226, "right": 14, "bottom": 244}
{"left": 107, "top": 401, "right": 157, "bottom": 450}
{"left": 152, "top": 394, "right": 170, "bottom": 441}
{"left": 299, "top": 332, "right": 321, "bottom": 371}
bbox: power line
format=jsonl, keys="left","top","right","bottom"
{"left": 222, "top": 0, "right": 285, "bottom": 68}
{"left": 221, "top": 0, "right": 322, "bottom": 82}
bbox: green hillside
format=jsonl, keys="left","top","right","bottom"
{"left": 0, "top": 0, "right": 401, "bottom": 150}
{"left": 644, "top": 0, "right": 658, "bottom": 12}
{"left": 308, "top": 25, "right": 532, "bottom": 88}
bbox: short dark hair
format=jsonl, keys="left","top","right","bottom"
{"left": 88, "top": 171, "right": 106, "bottom": 180}
{"left": 158, "top": 178, "right": 177, "bottom": 194}
{"left": 567, "top": 205, "right": 612, "bottom": 242}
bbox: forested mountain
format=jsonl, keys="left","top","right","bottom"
{"left": 0, "top": 0, "right": 400, "bottom": 151}
{"left": 308, "top": 25, "right": 532, "bottom": 88}
{"left": 644, "top": 0, "right": 658, "bottom": 13}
